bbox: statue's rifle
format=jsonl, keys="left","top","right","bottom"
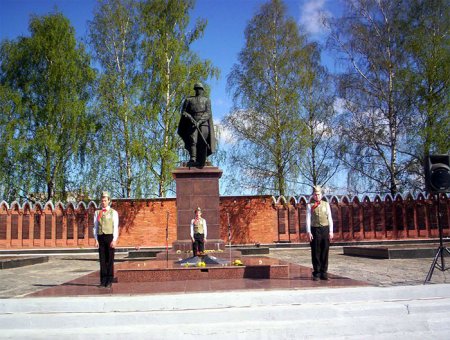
{"left": 194, "top": 121, "right": 211, "bottom": 151}
{"left": 185, "top": 111, "right": 211, "bottom": 151}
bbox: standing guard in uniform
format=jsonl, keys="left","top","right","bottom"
{"left": 306, "top": 185, "right": 334, "bottom": 281}
{"left": 178, "top": 82, "right": 216, "bottom": 167}
{"left": 93, "top": 191, "right": 119, "bottom": 288}
{"left": 190, "top": 207, "right": 208, "bottom": 256}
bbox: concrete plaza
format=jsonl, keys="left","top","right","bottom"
{"left": 0, "top": 246, "right": 449, "bottom": 339}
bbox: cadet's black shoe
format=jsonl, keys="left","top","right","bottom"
{"left": 320, "top": 273, "right": 328, "bottom": 280}
{"left": 312, "top": 275, "right": 319, "bottom": 281}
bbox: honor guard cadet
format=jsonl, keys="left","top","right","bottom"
{"left": 93, "top": 191, "right": 119, "bottom": 288}
{"left": 306, "top": 186, "right": 334, "bottom": 281}
{"left": 190, "top": 207, "right": 208, "bottom": 256}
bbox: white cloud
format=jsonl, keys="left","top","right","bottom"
{"left": 214, "top": 120, "right": 235, "bottom": 145}
{"left": 299, "top": 0, "right": 331, "bottom": 36}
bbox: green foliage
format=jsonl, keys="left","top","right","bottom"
{"left": 88, "top": 0, "right": 147, "bottom": 198}
{"left": 400, "top": 0, "right": 450, "bottom": 191}
{"left": 1, "top": 0, "right": 447, "bottom": 200}
{"left": 86, "top": 0, "right": 218, "bottom": 198}
{"left": 139, "top": 0, "right": 218, "bottom": 197}
{"left": 0, "top": 12, "right": 95, "bottom": 202}
{"left": 225, "top": 0, "right": 310, "bottom": 196}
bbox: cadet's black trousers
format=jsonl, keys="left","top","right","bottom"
{"left": 310, "top": 226, "right": 330, "bottom": 276}
{"left": 98, "top": 234, "right": 115, "bottom": 285}
{"left": 192, "top": 233, "right": 205, "bottom": 256}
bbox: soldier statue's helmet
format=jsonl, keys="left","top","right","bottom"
{"left": 193, "top": 82, "right": 204, "bottom": 90}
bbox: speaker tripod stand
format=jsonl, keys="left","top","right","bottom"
{"left": 424, "top": 193, "right": 450, "bottom": 283}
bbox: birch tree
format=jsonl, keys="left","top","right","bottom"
{"left": 0, "top": 13, "right": 95, "bottom": 202}
{"left": 225, "top": 0, "right": 310, "bottom": 197}
{"left": 401, "top": 0, "right": 450, "bottom": 191}
{"left": 327, "top": 0, "right": 412, "bottom": 195}
{"left": 139, "top": 0, "right": 218, "bottom": 197}
{"left": 298, "top": 43, "right": 340, "bottom": 189}
{"left": 88, "top": 0, "right": 147, "bottom": 198}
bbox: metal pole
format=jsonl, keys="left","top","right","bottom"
{"left": 437, "top": 195, "right": 445, "bottom": 271}
{"left": 166, "top": 211, "right": 169, "bottom": 268}
{"left": 424, "top": 193, "right": 450, "bottom": 283}
{"left": 228, "top": 213, "right": 232, "bottom": 264}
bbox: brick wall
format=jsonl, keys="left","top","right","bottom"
{"left": 114, "top": 199, "right": 177, "bottom": 248}
{"left": 219, "top": 196, "right": 277, "bottom": 245}
{"left": 0, "top": 193, "right": 448, "bottom": 249}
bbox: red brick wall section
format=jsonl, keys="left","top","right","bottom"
{"left": 114, "top": 199, "right": 177, "bottom": 248}
{"left": 117, "top": 196, "right": 278, "bottom": 247}
{"left": 219, "top": 196, "right": 277, "bottom": 245}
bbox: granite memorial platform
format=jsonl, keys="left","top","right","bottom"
{"left": 116, "top": 256, "right": 289, "bottom": 282}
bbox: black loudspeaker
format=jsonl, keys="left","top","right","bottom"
{"left": 425, "top": 154, "right": 450, "bottom": 193}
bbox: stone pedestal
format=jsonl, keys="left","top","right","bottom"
{"left": 172, "top": 166, "right": 224, "bottom": 251}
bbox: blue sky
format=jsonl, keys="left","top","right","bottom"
{"left": 0, "top": 0, "right": 341, "bottom": 123}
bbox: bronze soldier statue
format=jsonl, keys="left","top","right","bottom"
{"left": 178, "top": 83, "right": 215, "bottom": 167}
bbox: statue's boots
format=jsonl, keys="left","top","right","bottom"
{"left": 187, "top": 147, "right": 197, "bottom": 167}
